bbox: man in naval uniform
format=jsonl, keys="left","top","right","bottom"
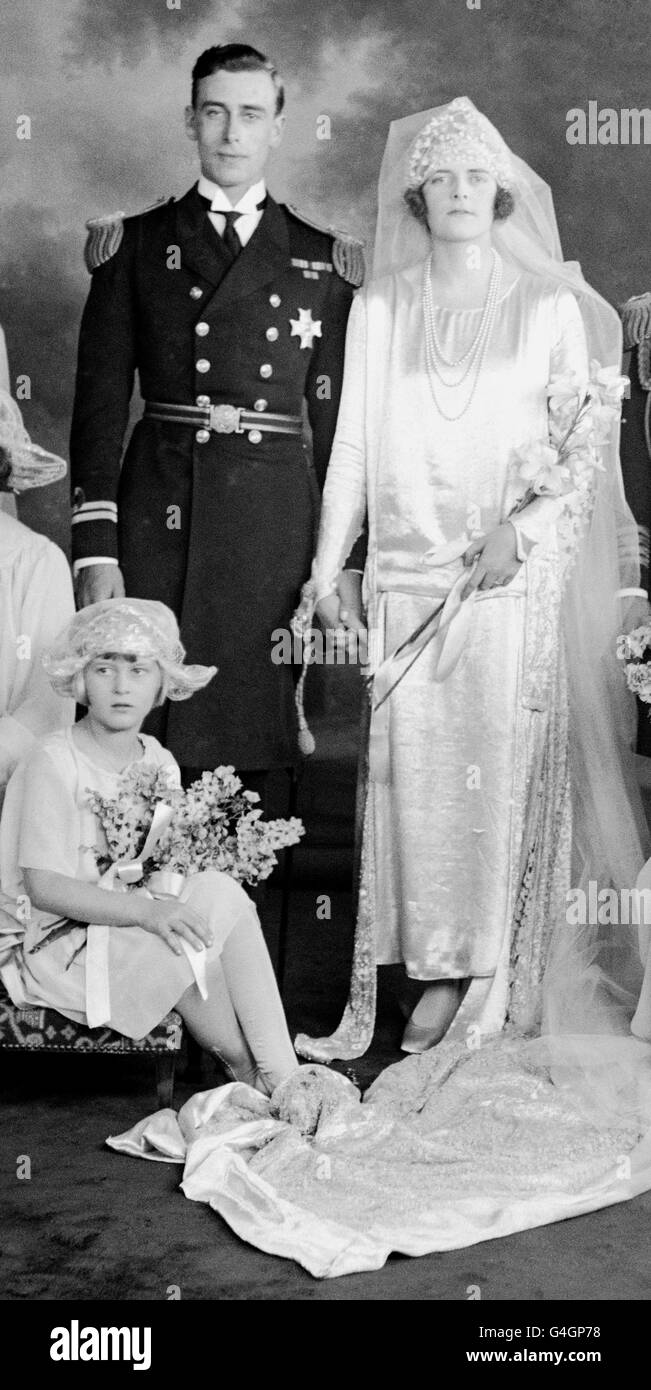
{"left": 620, "top": 290, "right": 651, "bottom": 757}
{"left": 70, "top": 43, "right": 365, "bottom": 788}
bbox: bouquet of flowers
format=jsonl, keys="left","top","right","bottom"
{"left": 616, "top": 623, "right": 651, "bottom": 708}
{"left": 508, "top": 361, "right": 628, "bottom": 551}
{"left": 86, "top": 765, "right": 304, "bottom": 889}
{"left": 86, "top": 764, "right": 184, "bottom": 873}
{"left": 30, "top": 766, "right": 304, "bottom": 956}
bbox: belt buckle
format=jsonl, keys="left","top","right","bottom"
{"left": 209, "top": 404, "right": 243, "bottom": 434}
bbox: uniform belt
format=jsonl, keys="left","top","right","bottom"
{"left": 143, "top": 401, "right": 303, "bottom": 436}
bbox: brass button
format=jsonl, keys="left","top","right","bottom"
{"left": 259, "top": 363, "right": 273, "bottom": 379}
{"left": 248, "top": 429, "right": 263, "bottom": 444}
{"left": 195, "top": 429, "right": 210, "bottom": 444}
{"left": 269, "top": 293, "right": 281, "bottom": 307}
{"left": 196, "top": 394, "right": 211, "bottom": 407}
{"left": 196, "top": 359, "right": 210, "bottom": 373}
{"left": 195, "top": 321, "right": 210, "bottom": 336}
{"left": 190, "top": 286, "right": 203, "bottom": 299}
{"left": 265, "top": 326, "right": 279, "bottom": 342}
{"left": 253, "top": 399, "right": 268, "bottom": 412}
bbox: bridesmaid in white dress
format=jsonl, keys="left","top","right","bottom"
{"left": 0, "top": 598, "right": 298, "bottom": 1095}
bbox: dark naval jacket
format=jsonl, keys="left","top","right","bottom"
{"left": 70, "top": 184, "right": 365, "bottom": 770}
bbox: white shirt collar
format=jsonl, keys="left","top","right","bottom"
{"left": 197, "top": 176, "right": 267, "bottom": 216}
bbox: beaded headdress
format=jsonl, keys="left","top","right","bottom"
{"left": 407, "top": 97, "right": 514, "bottom": 190}
{"left": 43, "top": 599, "right": 216, "bottom": 701}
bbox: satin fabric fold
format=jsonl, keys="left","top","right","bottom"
{"left": 107, "top": 1053, "right": 651, "bottom": 1279}
{"left": 368, "top": 537, "right": 476, "bottom": 783}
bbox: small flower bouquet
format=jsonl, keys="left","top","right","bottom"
{"left": 616, "top": 624, "right": 651, "bottom": 706}
{"left": 509, "top": 361, "right": 628, "bottom": 516}
{"left": 87, "top": 764, "right": 184, "bottom": 874}
{"left": 31, "top": 766, "right": 304, "bottom": 954}
{"left": 505, "top": 361, "right": 629, "bottom": 575}
{"left": 87, "top": 765, "right": 304, "bottom": 889}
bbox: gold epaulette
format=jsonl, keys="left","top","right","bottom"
{"left": 84, "top": 212, "right": 126, "bottom": 272}
{"left": 639, "top": 340, "right": 651, "bottom": 392}
{"left": 286, "top": 204, "right": 365, "bottom": 287}
{"left": 619, "top": 292, "right": 651, "bottom": 351}
{"left": 83, "top": 197, "right": 168, "bottom": 272}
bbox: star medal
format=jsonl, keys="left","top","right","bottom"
{"left": 289, "top": 307, "right": 323, "bottom": 349}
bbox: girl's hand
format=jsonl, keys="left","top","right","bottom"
{"left": 461, "top": 524, "right": 522, "bottom": 599}
{"left": 139, "top": 898, "right": 213, "bottom": 956}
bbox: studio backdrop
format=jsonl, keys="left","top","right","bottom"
{"left": 1, "top": 0, "right": 648, "bottom": 550}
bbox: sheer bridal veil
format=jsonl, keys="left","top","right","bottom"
{"left": 375, "top": 101, "right": 651, "bottom": 1132}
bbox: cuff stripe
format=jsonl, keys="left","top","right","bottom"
{"left": 72, "top": 499, "right": 117, "bottom": 517}
{"left": 72, "top": 510, "right": 118, "bottom": 525}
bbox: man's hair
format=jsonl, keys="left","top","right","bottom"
{"left": 404, "top": 184, "right": 515, "bottom": 224}
{"left": 191, "top": 43, "right": 284, "bottom": 114}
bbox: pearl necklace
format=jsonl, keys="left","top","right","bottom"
{"left": 426, "top": 249, "right": 501, "bottom": 369}
{"left": 423, "top": 251, "right": 502, "bottom": 421}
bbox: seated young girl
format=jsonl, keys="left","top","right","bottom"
{"left": 0, "top": 597, "right": 298, "bottom": 1096}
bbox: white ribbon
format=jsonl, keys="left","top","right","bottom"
{"left": 368, "top": 538, "right": 476, "bottom": 784}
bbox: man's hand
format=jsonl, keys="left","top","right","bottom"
{"left": 460, "top": 524, "right": 523, "bottom": 599}
{"left": 76, "top": 563, "right": 125, "bottom": 609}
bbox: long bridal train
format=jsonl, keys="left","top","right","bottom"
{"left": 107, "top": 1034, "right": 651, "bottom": 1278}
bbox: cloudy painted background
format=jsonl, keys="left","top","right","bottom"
{"left": 1, "top": 0, "right": 649, "bottom": 548}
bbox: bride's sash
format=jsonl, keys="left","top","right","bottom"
{"left": 367, "top": 535, "right": 554, "bottom": 785}
{"left": 368, "top": 538, "right": 476, "bottom": 784}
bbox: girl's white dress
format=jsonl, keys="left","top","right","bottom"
{"left": 0, "top": 727, "right": 248, "bottom": 1038}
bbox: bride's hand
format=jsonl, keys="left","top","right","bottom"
{"left": 336, "top": 569, "right": 365, "bottom": 629}
{"left": 315, "top": 592, "right": 343, "bottom": 628}
{"left": 316, "top": 582, "right": 368, "bottom": 665}
{"left": 461, "top": 524, "right": 522, "bottom": 598}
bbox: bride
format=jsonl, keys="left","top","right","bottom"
{"left": 109, "top": 100, "right": 651, "bottom": 1277}
{"left": 292, "top": 96, "right": 651, "bottom": 1061}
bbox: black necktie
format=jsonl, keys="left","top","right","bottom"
{"left": 197, "top": 192, "right": 267, "bottom": 263}
{"left": 221, "top": 210, "right": 242, "bottom": 263}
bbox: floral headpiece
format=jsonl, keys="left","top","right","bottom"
{"left": 407, "top": 97, "right": 514, "bottom": 190}
{"left": 43, "top": 599, "right": 216, "bottom": 701}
